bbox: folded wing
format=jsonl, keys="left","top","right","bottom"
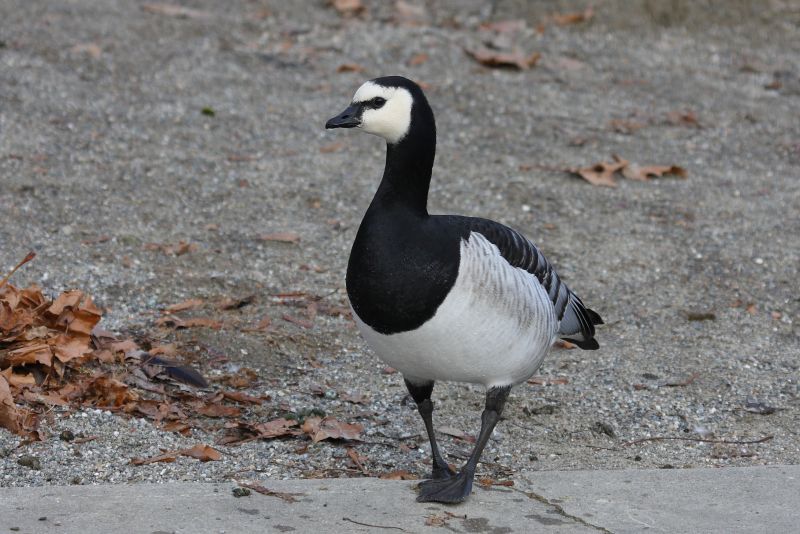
{"left": 457, "top": 217, "right": 604, "bottom": 350}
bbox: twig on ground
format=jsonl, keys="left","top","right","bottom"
{"left": 0, "top": 251, "right": 36, "bottom": 288}
{"left": 72, "top": 435, "right": 99, "bottom": 444}
{"left": 623, "top": 435, "right": 773, "bottom": 447}
{"left": 662, "top": 372, "right": 700, "bottom": 387}
{"left": 237, "top": 481, "right": 305, "bottom": 503}
{"left": 342, "top": 517, "right": 406, "bottom": 531}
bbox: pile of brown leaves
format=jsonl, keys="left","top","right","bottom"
{"left": 1, "top": 256, "right": 362, "bottom": 457}
{"left": 1, "top": 281, "right": 105, "bottom": 440}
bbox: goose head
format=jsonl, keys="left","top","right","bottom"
{"left": 326, "top": 76, "right": 429, "bottom": 145}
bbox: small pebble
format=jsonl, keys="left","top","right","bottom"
{"left": 232, "top": 487, "right": 251, "bottom": 498}
{"left": 17, "top": 455, "right": 42, "bottom": 470}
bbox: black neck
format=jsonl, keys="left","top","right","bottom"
{"left": 369, "top": 101, "right": 436, "bottom": 217}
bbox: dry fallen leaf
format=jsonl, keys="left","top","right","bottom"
{"left": 149, "top": 343, "right": 178, "bottom": 357}
{"left": 144, "top": 241, "right": 198, "bottom": 256}
{"left": 180, "top": 444, "right": 222, "bottom": 462}
{"left": 479, "top": 20, "right": 527, "bottom": 33}
{"left": 241, "top": 316, "right": 272, "bottom": 333}
{"left": 478, "top": 477, "right": 514, "bottom": 487}
{"left": 282, "top": 314, "right": 312, "bottom": 329}
{"left": 346, "top": 447, "right": 370, "bottom": 475}
{"left": 142, "top": 3, "right": 213, "bottom": 19}
{"left": 622, "top": 164, "right": 688, "bottom": 181}
{"left": 330, "top": 0, "right": 365, "bottom": 18}
{"left": 131, "top": 444, "right": 221, "bottom": 465}
{"left": 0, "top": 251, "right": 36, "bottom": 289}
{"left": 0, "top": 368, "right": 36, "bottom": 388}
{"left": 131, "top": 450, "right": 179, "bottom": 465}
{"left": 528, "top": 376, "right": 569, "bottom": 385}
{"left": 407, "top": 52, "right": 429, "bottom": 66}
{"left": 438, "top": 426, "right": 476, "bottom": 443}
{"left": 425, "top": 513, "right": 460, "bottom": 527}
{"left": 259, "top": 232, "right": 301, "bottom": 244}
{"left": 221, "top": 368, "right": 260, "bottom": 389}
{"left": 183, "top": 317, "right": 223, "bottom": 329}
{"left": 320, "top": 141, "right": 345, "bottom": 153}
{"left": 393, "top": 0, "right": 427, "bottom": 26}
{"left": 610, "top": 119, "right": 646, "bottom": 134}
{"left": 222, "top": 391, "right": 264, "bottom": 404}
{"left": 665, "top": 110, "right": 701, "bottom": 128}
{"left": 301, "top": 416, "right": 363, "bottom": 443}
{"left": 197, "top": 403, "right": 242, "bottom": 418}
{"left": 336, "top": 63, "right": 364, "bottom": 73}
{"left": 569, "top": 156, "right": 628, "bottom": 187}
{"left": 465, "top": 47, "right": 540, "bottom": 70}
{"left": 156, "top": 316, "right": 222, "bottom": 330}
{"left": 380, "top": 469, "right": 419, "bottom": 480}
{"left": 570, "top": 155, "right": 688, "bottom": 186}
{"left": 0, "top": 375, "right": 24, "bottom": 436}
{"left": 255, "top": 418, "right": 299, "bottom": 439}
{"left": 162, "top": 421, "right": 191, "bottom": 435}
{"left": 550, "top": 7, "right": 594, "bottom": 26}
{"left": 70, "top": 42, "right": 102, "bottom": 59}
{"left": 340, "top": 391, "right": 368, "bottom": 404}
{"left": 165, "top": 298, "right": 204, "bottom": 313}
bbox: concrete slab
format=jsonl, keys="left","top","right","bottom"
{"left": 0, "top": 478, "right": 593, "bottom": 534}
{"left": 520, "top": 465, "right": 800, "bottom": 534}
{"left": 1, "top": 467, "right": 798, "bottom": 533}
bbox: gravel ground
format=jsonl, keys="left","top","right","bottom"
{"left": 1, "top": 0, "right": 799, "bottom": 488}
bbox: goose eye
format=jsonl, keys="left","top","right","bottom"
{"left": 372, "top": 97, "right": 386, "bottom": 108}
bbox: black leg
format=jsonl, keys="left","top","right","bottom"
{"left": 417, "top": 385, "right": 511, "bottom": 504}
{"left": 404, "top": 379, "right": 455, "bottom": 480}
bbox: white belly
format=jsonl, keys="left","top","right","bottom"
{"left": 352, "top": 232, "right": 558, "bottom": 388}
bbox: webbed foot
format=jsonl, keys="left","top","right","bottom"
{"left": 417, "top": 470, "right": 474, "bottom": 503}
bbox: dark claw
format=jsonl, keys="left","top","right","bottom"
{"left": 416, "top": 470, "right": 474, "bottom": 504}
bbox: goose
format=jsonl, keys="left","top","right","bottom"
{"left": 325, "top": 76, "right": 603, "bottom": 503}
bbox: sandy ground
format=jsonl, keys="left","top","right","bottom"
{"left": 1, "top": 0, "right": 799, "bottom": 487}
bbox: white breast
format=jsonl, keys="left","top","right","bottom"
{"left": 353, "top": 232, "right": 558, "bottom": 388}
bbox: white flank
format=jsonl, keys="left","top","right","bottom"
{"left": 352, "top": 81, "right": 412, "bottom": 144}
{"left": 353, "top": 232, "right": 559, "bottom": 388}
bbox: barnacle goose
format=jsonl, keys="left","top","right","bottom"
{"left": 326, "top": 76, "right": 603, "bottom": 503}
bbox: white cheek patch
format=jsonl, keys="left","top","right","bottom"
{"left": 351, "top": 81, "right": 413, "bottom": 144}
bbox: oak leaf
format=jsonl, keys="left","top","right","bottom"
{"left": 0, "top": 374, "right": 39, "bottom": 439}
{"left": 301, "top": 416, "right": 363, "bottom": 443}
{"left": 255, "top": 417, "right": 299, "bottom": 439}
